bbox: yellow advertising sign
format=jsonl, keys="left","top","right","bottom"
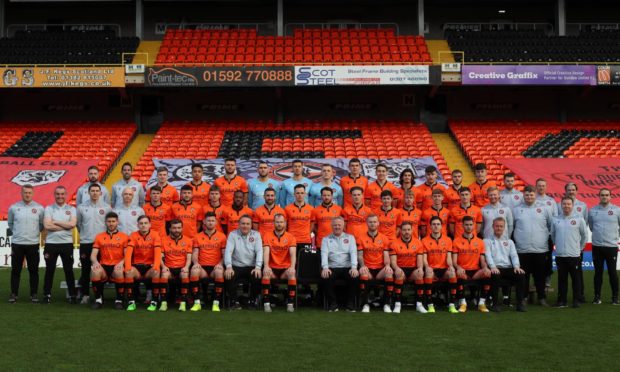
{"left": 0, "top": 67, "right": 125, "bottom": 88}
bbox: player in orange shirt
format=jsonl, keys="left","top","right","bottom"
{"left": 415, "top": 165, "right": 447, "bottom": 211}
{"left": 261, "top": 214, "right": 297, "bottom": 313}
{"left": 252, "top": 187, "right": 286, "bottom": 238}
{"left": 213, "top": 158, "right": 249, "bottom": 208}
{"left": 202, "top": 185, "right": 228, "bottom": 234}
{"left": 452, "top": 216, "right": 492, "bottom": 313}
{"left": 224, "top": 190, "right": 254, "bottom": 233}
{"left": 449, "top": 187, "right": 483, "bottom": 238}
{"left": 90, "top": 212, "right": 130, "bottom": 310}
{"left": 342, "top": 186, "right": 374, "bottom": 237}
{"left": 146, "top": 167, "right": 179, "bottom": 206}
{"left": 444, "top": 169, "right": 464, "bottom": 209}
{"left": 421, "top": 216, "right": 458, "bottom": 314}
{"left": 312, "top": 187, "right": 343, "bottom": 249}
{"left": 185, "top": 163, "right": 211, "bottom": 207}
{"left": 420, "top": 188, "right": 450, "bottom": 237}
{"left": 365, "top": 163, "right": 399, "bottom": 210}
{"left": 159, "top": 219, "right": 193, "bottom": 312}
{"left": 123, "top": 215, "right": 162, "bottom": 311}
{"left": 357, "top": 215, "right": 394, "bottom": 313}
{"left": 189, "top": 212, "right": 227, "bottom": 312}
{"left": 340, "top": 158, "right": 369, "bottom": 208}
{"left": 171, "top": 185, "right": 204, "bottom": 238}
{"left": 374, "top": 190, "right": 403, "bottom": 241}
{"left": 394, "top": 168, "right": 415, "bottom": 208}
{"left": 143, "top": 186, "right": 172, "bottom": 238}
{"left": 469, "top": 163, "right": 497, "bottom": 208}
{"left": 400, "top": 190, "right": 422, "bottom": 239}
{"left": 284, "top": 184, "right": 314, "bottom": 251}
{"left": 390, "top": 221, "right": 426, "bottom": 313}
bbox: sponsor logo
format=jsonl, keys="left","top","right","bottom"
{"left": 296, "top": 67, "right": 337, "bottom": 86}
{"left": 11, "top": 169, "right": 66, "bottom": 186}
{"left": 147, "top": 67, "right": 198, "bottom": 87}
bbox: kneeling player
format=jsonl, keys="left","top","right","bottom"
{"left": 389, "top": 222, "right": 425, "bottom": 313}
{"left": 91, "top": 212, "right": 131, "bottom": 310}
{"left": 189, "top": 212, "right": 226, "bottom": 312}
{"left": 124, "top": 215, "right": 162, "bottom": 311}
{"left": 262, "top": 214, "right": 297, "bottom": 313}
{"left": 421, "top": 216, "right": 457, "bottom": 313}
{"left": 160, "top": 219, "right": 193, "bottom": 311}
{"left": 358, "top": 215, "right": 394, "bottom": 313}
{"left": 452, "top": 216, "right": 492, "bottom": 313}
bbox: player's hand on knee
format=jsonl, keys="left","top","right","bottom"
{"left": 456, "top": 267, "right": 466, "bottom": 278}
{"left": 92, "top": 262, "right": 101, "bottom": 271}
{"left": 514, "top": 267, "right": 525, "bottom": 275}
{"left": 359, "top": 266, "right": 369, "bottom": 276}
{"left": 491, "top": 267, "right": 500, "bottom": 275}
{"left": 225, "top": 267, "right": 234, "bottom": 280}
{"left": 349, "top": 268, "right": 359, "bottom": 278}
{"left": 263, "top": 267, "right": 272, "bottom": 278}
{"left": 251, "top": 268, "right": 261, "bottom": 278}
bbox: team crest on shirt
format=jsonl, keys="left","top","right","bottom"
{"left": 609, "top": 210, "right": 614, "bottom": 216}
{"left": 499, "top": 210, "right": 504, "bottom": 214}
{"left": 131, "top": 211, "right": 137, "bottom": 216}
{"left": 99, "top": 209, "right": 105, "bottom": 215}
{"left": 514, "top": 195, "right": 519, "bottom": 200}
{"left": 344, "top": 239, "right": 349, "bottom": 244}
{"left": 65, "top": 210, "right": 71, "bottom": 215}
{"left": 249, "top": 237, "right": 255, "bottom": 242}
{"left": 536, "top": 208, "right": 542, "bottom": 213}
{"left": 577, "top": 207, "right": 582, "bottom": 212}
{"left": 31, "top": 208, "right": 37, "bottom": 214}
{"left": 503, "top": 241, "right": 508, "bottom": 246}
{"left": 11, "top": 169, "right": 66, "bottom": 187}
{"left": 571, "top": 220, "right": 576, "bottom": 225}
{"left": 547, "top": 201, "right": 552, "bottom": 206}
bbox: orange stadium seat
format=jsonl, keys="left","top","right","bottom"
{"left": 154, "top": 28, "right": 432, "bottom": 67}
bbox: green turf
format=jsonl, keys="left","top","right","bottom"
{"left": 0, "top": 268, "right": 617, "bottom": 371}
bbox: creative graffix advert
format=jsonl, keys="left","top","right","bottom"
{"left": 461, "top": 65, "right": 598, "bottom": 85}
{"left": 0, "top": 67, "right": 125, "bottom": 88}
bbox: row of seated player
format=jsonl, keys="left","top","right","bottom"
{"left": 132, "top": 121, "right": 449, "bottom": 183}
{"left": 156, "top": 28, "right": 431, "bottom": 66}
{"left": 446, "top": 29, "right": 620, "bottom": 63}
{"left": 0, "top": 30, "right": 139, "bottom": 64}
{"left": 450, "top": 121, "right": 620, "bottom": 186}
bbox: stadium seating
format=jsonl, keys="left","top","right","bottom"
{"left": 450, "top": 121, "right": 620, "bottom": 187}
{"left": 0, "top": 120, "right": 136, "bottom": 185}
{"left": 446, "top": 29, "right": 620, "bottom": 63}
{"left": 0, "top": 30, "right": 140, "bottom": 64}
{"left": 132, "top": 120, "right": 449, "bottom": 183}
{"left": 154, "top": 28, "right": 432, "bottom": 66}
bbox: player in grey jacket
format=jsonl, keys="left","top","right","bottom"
{"left": 76, "top": 165, "right": 110, "bottom": 206}
{"left": 499, "top": 173, "right": 523, "bottom": 211}
{"left": 512, "top": 186, "right": 553, "bottom": 306}
{"left": 587, "top": 188, "right": 620, "bottom": 305}
{"left": 321, "top": 216, "right": 359, "bottom": 312}
{"left": 224, "top": 215, "right": 263, "bottom": 309}
{"left": 482, "top": 186, "right": 513, "bottom": 239}
{"left": 76, "top": 183, "right": 111, "bottom": 303}
{"left": 7, "top": 184, "right": 44, "bottom": 303}
{"left": 551, "top": 197, "right": 588, "bottom": 308}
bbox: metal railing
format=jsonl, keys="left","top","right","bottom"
{"left": 284, "top": 23, "right": 400, "bottom": 36}
{"left": 155, "top": 22, "right": 273, "bottom": 35}
{"left": 6, "top": 23, "right": 122, "bottom": 37}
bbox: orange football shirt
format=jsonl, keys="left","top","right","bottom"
{"left": 421, "top": 234, "right": 453, "bottom": 269}
{"left": 356, "top": 232, "right": 390, "bottom": 269}
{"left": 192, "top": 230, "right": 227, "bottom": 266}
{"left": 340, "top": 175, "right": 368, "bottom": 208}
{"left": 94, "top": 231, "right": 130, "bottom": 266}
{"left": 341, "top": 203, "right": 374, "bottom": 237}
{"left": 252, "top": 204, "right": 286, "bottom": 238}
{"left": 143, "top": 202, "right": 172, "bottom": 237}
{"left": 125, "top": 230, "right": 162, "bottom": 271}
{"left": 390, "top": 237, "right": 423, "bottom": 268}
{"left": 213, "top": 175, "right": 248, "bottom": 208}
{"left": 263, "top": 231, "right": 297, "bottom": 269}
{"left": 311, "top": 203, "right": 343, "bottom": 248}
{"left": 284, "top": 203, "right": 314, "bottom": 244}
{"left": 365, "top": 180, "right": 399, "bottom": 210}
{"left": 171, "top": 201, "right": 204, "bottom": 238}
{"left": 452, "top": 235, "right": 485, "bottom": 271}
{"left": 162, "top": 235, "right": 192, "bottom": 269}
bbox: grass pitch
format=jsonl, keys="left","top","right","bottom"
{"left": 0, "top": 268, "right": 617, "bottom": 371}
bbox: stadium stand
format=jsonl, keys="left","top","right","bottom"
{"left": 450, "top": 121, "right": 620, "bottom": 187}
{"left": 0, "top": 121, "right": 136, "bottom": 193}
{"left": 445, "top": 29, "right": 620, "bottom": 63}
{"left": 0, "top": 30, "right": 140, "bottom": 64}
{"left": 154, "top": 28, "right": 432, "bottom": 66}
{"left": 132, "top": 120, "right": 449, "bottom": 183}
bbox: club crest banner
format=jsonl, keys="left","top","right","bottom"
{"left": 147, "top": 157, "right": 445, "bottom": 190}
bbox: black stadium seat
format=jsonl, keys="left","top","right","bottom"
{"left": 0, "top": 30, "right": 140, "bottom": 64}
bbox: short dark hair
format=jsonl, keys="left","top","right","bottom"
{"left": 264, "top": 187, "right": 276, "bottom": 195}
{"left": 320, "top": 187, "right": 333, "bottom": 195}
{"left": 350, "top": 186, "right": 363, "bottom": 194}
{"left": 474, "top": 163, "right": 487, "bottom": 171}
{"left": 180, "top": 185, "right": 193, "bottom": 192}
{"left": 137, "top": 215, "right": 150, "bottom": 223}
{"left": 425, "top": 166, "right": 437, "bottom": 174}
{"left": 292, "top": 159, "right": 303, "bottom": 165}
{"left": 121, "top": 162, "right": 132, "bottom": 170}
{"left": 210, "top": 185, "right": 220, "bottom": 193}
{"left": 169, "top": 219, "right": 183, "bottom": 226}
{"left": 156, "top": 166, "right": 168, "bottom": 174}
{"left": 149, "top": 185, "right": 162, "bottom": 193}
{"left": 225, "top": 158, "right": 236, "bottom": 163}
{"left": 504, "top": 172, "right": 516, "bottom": 179}
{"left": 523, "top": 185, "right": 536, "bottom": 193}
{"left": 459, "top": 187, "right": 471, "bottom": 194}
{"left": 294, "top": 184, "right": 306, "bottom": 191}
{"left": 462, "top": 215, "right": 474, "bottom": 223}
{"left": 349, "top": 158, "right": 361, "bottom": 165}
{"left": 191, "top": 163, "right": 203, "bottom": 171}
{"left": 429, "top": 216, "right": 442, "bottom": 224}
{"left": 88, "top": 183, "right": 101, "bottom": 191}
{"left": 88, "top": 165, "right": 99, "bottom": 172}
{"left": 105, "top": 212, "right": 118, "bottom": 220}
{"left": 204, "top": 212, "right": 217, "bottom": 219}
{"left": 452, "top": 169, "right": 462, "bottom": 175}
{"left": 376, "top": 163, "right": 388, "bottom": 171}
{"left": 380, "top": 190, "right": 393, "bottom": 198}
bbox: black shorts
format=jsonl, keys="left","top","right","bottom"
{"left": 434, "top": 268, "right": 447, "bottom": 280}
{"left": 169, "top": 268, "right": 183, "bottom": 279}
{"left": 271, "top": 268, "right": 287, "bottom": 278}
{"left": 201, "top": 265, "right": 215, "bottom": 275}
{"left": 402, "top": 267, "right": 416, "bottom": 279}
{"left": 466, "top": 269, "right": 479, "bottom": 279}
{"left": 135, "top": 264, "right": 153, "bottom": 276}
{"left": 102, "top": 264, "right": 115, "bottom": 279}
{"left": 369, "top": 268, "right": 382, "bottom": 279}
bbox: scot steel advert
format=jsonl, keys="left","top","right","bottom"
{"left": 294, "top": 65, "right": 429, "bottom": 86}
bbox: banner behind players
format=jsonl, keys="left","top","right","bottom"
{"left": 0, "top": 157, "right": 98, "bottom": 216}
{"left": 148, "top": 157, "right": 444, "bottom": 189}
{"left": 499, "top": 158, "right": 620, "bottom": 208}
